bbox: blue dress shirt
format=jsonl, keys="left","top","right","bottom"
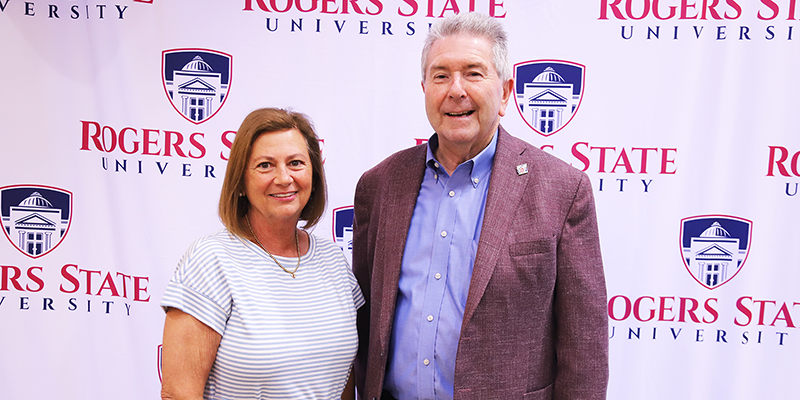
{"left": 384, "top": 132, "right": 497, "bottom": 400}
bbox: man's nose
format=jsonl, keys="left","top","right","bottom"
{"left": 448, "top": 75, "right": 467, "bottom": 98}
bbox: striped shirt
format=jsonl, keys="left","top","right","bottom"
{"left": 161, "top": 229, "right": 365, "bottom": 400}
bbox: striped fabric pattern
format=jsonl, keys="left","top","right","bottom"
{"left": 161, "top": 229, "right": 364, "bottom": 400}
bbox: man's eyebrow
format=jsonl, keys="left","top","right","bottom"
{"left": 429, "top": 61, "right": 489, "bottom": 71}
{"left": 465, "top": 61, "right": 489, "bottom": 70}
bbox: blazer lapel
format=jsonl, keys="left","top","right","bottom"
{"left": 461, "top": 127, "right": 529, "bottom": 331}
{"left": 376, "top": 144, "right": 427, "bottom": 350}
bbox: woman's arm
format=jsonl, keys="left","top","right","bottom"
{"left": 161, "top": 307, "right": 222, "bottom": 400}
{"left": 341, "top": 366, "right": 355, "bottom": 400}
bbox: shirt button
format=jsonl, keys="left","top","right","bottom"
{"left": 427, "top": 315, "right": 434, "bottom": 322}
{"left": 423, "top": 359, "right": 430, "bottom": 366}
{"left": 435, "top": 273, "right": 442, "bottom": 280}
{"left": 434, "top": 162, "right": 440, "bottom": 168}
{"left": 440, "top": 231, "right": 447, "bottom": 238}
{"left": 434, "top": 173, "right": 439, "bottom": 180}
{"left": 473, "top": 178, "right": 480, "bottom": 184}
{"left": 449, "top": 190, "right": 455, "bottom": 197}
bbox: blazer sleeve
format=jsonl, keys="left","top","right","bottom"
{"left": 553, "top": 172, "right": 609, "bottom": 400}
{"left": 352, "top": 170, "right": 375, "bottom": 398}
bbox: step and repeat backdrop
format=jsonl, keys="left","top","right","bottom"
{"left": 1, "top": 0, "right": 798, "bottom": 398}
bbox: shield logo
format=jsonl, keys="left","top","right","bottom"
{"left": 332, "top": 206, "right": 354, "bottom": 267}
{"left": 1, "top": 185, "right": 73, "bottom": 259}
{"left": 513, "top": 60, "right": 585, "bottom": 137}
{"left": 679, "top": 215, "right": 753, "bottom": 289}
{"left": 162, "top": 48, "right": 232, "bottom": 125}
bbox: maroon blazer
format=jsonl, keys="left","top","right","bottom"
{"left": 352, "top": 127, "right": 608, "bottom": 400}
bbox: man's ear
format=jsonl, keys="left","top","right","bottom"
{"left": 499, "top": 78, "right": 514, "bottom": 117}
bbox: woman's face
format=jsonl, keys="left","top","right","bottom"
{"left": 243, "top": 128, "right": 313, "bottom": 226}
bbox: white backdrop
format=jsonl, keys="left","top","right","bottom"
{"left": 1, "top": 1, "right": 799, "bottom": 399}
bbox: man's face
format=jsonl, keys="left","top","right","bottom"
{"left": 422, "top": 34, "right": 513, "bottom": 157}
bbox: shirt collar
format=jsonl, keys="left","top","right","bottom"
{"left": 425, "top": 129, "right": 498, "bottom": 187}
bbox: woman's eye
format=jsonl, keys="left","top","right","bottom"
{"left": 258, "top": 162, "right": 272, "bottom": 169}
{"left": 290, "top": 160, "right": 304, "bottom": 167}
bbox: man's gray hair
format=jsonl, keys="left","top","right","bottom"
{"left": 421, "top": 12, "right": 511, "bottom": 83}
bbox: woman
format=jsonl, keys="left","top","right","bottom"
{"left": 160, "top": 108, "right": 363, "bottom": 400}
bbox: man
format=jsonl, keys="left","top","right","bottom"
{"left": 353, "top": 12, "right": 608, "bottom": 400}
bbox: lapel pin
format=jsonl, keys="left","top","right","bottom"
{"left": 516, "top": 163, "right": 528, "bottom": 176}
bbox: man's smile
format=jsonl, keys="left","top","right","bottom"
{"left": 445, "top": 110, "right": 475, "bottom": 117}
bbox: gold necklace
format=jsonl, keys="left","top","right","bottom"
{"left": 245, "top": 214, "right": 300, "bottom": 279}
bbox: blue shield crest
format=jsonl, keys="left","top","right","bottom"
{"left": 1, "top": 185, "right": 73, "bottom": 259}
{"left": 332, "top": 206, "right": 354, "bottom": 266}
{"left": 162, "top": 48, "right": 232, "bottom": 125}
{"left": 513, "top": 60, "right": 585, "bottom": 137}
{"left": 680, "top": 215, "right": 752, "bottom": 289}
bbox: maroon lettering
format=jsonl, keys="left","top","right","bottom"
{"left": 243, "top": 0, "right": 272, "bottom": 11}
{"left": 221, "top": 131, "right": 236, "bottom": 161}
{"left": 678, "top": 297, "right": 700, "bottom": 323}
{"left": 703, "top": 298, "right": 719, "bottom": 323}
{"left": 489, "top": 0, "right": 505, "bottom": 17}
{"left": 80, "top": 120, "right": 207, "bottom": 158}
{"left": 771, "top": 302, "right": 796, "bottom": 328}
{"left": 296, "top": 0, "right": 319, "bottom": 12}
{"left": 270, "top": 0, "right": 293, "bottom": 12}
{"left": 398, "top": 0, "right": 418, "bottom": 16}
{"left": 321, "top": 0, "right": 338, "bottom": 13}
{"left": 97, "top": 273, "right": 120, "bottom": 297}
{"left": 753, "top": 299, "right": 778, "bottom": 325}
{"left": 571, "top": 142, "right": 591, "bottom": 171}
{"left": 60, "top": 264, "right": 81, "bottom": 293}
{"left": 608, "top": 295, "right": 632, "bottom": 320}
{"left": 767, "top": 146, "right": 791, "bottom": 176}
{"left": 600, "top": 0, "right": 740, "bottom": 20}
{"left": 59, "top": 264, "right": 150, "bottom": 301}
{"left": 680, "top": 0, "right": 698, "bottom": 19}
{"left": 610, "top": 148, "right": 634, "bottom": 173}
{"left": 725, "top": 0, "right": 742, "bottom": 19}
{"left": 758, "top": 0, "right": 780, "bottom": 20}
{"left": 660, "top": 148, "right": 677, "bottom": 174}
{"left": 119, "top": 127, "right": 140, "bottom": 154}
{"left": 0, "top": 266, "right": 45, "bottom": 293}
{"left": 134, "top": 276, "right": 150, "bottom": 302}
{"left": 163, "top": 131, "right": 187, "bottom": 158}
{"left": 1, "top": 265, "right": 24, "bottom": 291}
{"left": 189, "top": 132, "right": 207, "bottom": 159}
{"left": 627, "top": 0, "right": 651, "bottom": 20}
{"left": 26, "top": 267, "right": 44, "bottom": 292}
{"left": 653, "top": 0, "right": 677, "bottom": 19}
{"left": 633, "top": 296, "right": 656, "bottom": 321}
{"left": 80, "top": 120, "right": 102, "bottom": 151}
{"left": 658, "top": 296, "right": 675, "bottom": 321}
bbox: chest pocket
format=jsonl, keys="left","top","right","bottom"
{"left": 507, "top": 235, "right": 558, "bottom": 288}
{"left": 509, "top": 235, "right": 557, "bottom": 257}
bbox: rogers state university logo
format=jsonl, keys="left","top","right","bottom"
{"left": 680, "top": 215, "right": 753, "bottom": 290}
{"left": 513, "top": 60, "right": 585, "bottom": 137}
{"left": 332, "top": 206, "right": 354, "bottom": 267}
{"left": 1, "top": 185, "right": 73, "bottom": 258}
{"left": 162, "top": 48, "right": 232, "bottom": 125}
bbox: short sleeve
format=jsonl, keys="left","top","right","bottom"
{"left": 349, "top": 269, "right": 365, "bottom": 310}
{"left": 160, "top": 235, "right": 233, "bottom": 336}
